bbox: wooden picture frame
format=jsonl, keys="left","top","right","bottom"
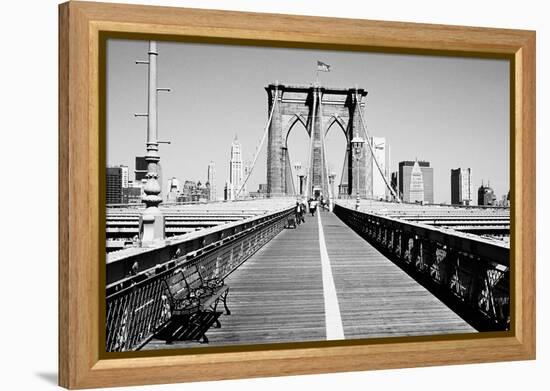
{"left": 58, "top": 1, "right": 536, "bottom": 389}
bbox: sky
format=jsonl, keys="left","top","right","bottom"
{"left": 106, "top": 39, "right": 509, "bottom": 204}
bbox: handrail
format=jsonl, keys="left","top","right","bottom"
{"left": 334, "top": 203, "right": 509, "bottom": 331}
{"left": 105, "top": 206, "right": 294, "bottom": 352}
{"left": 106, "top": 206, "right": 294, "bottom": 283}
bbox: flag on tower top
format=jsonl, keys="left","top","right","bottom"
{"left": 317, "top": 60, "right": 331, "bottom": 72}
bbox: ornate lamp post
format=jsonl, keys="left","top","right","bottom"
{"left": 328, "top": 172, "right": 336, "bottom": 211}
{"left": 351, "top": 134, "right": 364, "bottom": 210}
{"left": 294, "top": 161, "right": 302, "bottom": 196}
{"left": 135, "top": 41, "right": 171, "bottom": 246}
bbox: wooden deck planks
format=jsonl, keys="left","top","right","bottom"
{"left": 205, "top": 213, "right": 326, "bottom": 345}
{"left": 146, "top": 210, "right": 474, "bottom": 350}
{"left": 147, "top": 213, "right": 326, "bottom": 349}
{"left": 321, "top": 210, "right": 475, "bottom": 338}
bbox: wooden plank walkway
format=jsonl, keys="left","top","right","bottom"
{"left": 322, "top": 211, "right": 475, "bottom": 338}
{"left": 146, "top": 210, "right": 474, "bottom": 350}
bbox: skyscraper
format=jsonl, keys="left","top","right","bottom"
{"left": 391, "top": 171, "right": 399, "bottom": 199}
{"left": 371, "top": 137, "right": 391, "bottom": 200}
{"left": 106, "top": 166, "right": 123, "bottom": 204}
{"left": 451, "top": 168, "right": 473, "bottom": 205}
{"left": 478, "top": 182, "right": 497, "bottom": 206}
{"left": 207, "top": 161, "right": 216, "bottom": 201}
{"left": 224, "top": 182, "right": 230, "bottom": 201}
{"left": 409, "top": 160, "right": 425, "bottom": 203}
{"left": 398, "top": 160, "right": 434, "bottom": 203}
{"left": 229, "top": 135, "right": 244, "bottom": 200}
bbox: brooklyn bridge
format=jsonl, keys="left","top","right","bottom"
{"left": 105, "top": 42, "right": 509, "bottom": 352}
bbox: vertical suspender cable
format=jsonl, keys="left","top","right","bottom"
{"left": 235, "top": 89, "right": 278, "bottom": 198}
{"left": 357, "top": 107, "right": 401, "bottom": 203}
{"left": 319, "top": 92, "right": 332, "bottom": 200}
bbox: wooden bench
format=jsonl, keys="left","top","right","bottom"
{"left": 161, "top": 265, "right": 230, "bottom": 344}
{"left": 183, "top": 265, "right": 231, "bottom": 322}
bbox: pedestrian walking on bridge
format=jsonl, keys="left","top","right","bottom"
{"left": 297, "top": 200, "right": 306, "bottom": 224}
{"left": 294, "top": 201, "right": 303, "bottom": 226}
{"left": 309, "top": 198, "right": 317, "bottom": 216}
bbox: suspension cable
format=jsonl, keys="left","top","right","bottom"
{"left": 357, "top": 107, "right": 401, "bottom": 203}
{"left": 319, "top": 93, "right": 333, "bottom": 201}
{"left": 235, "top": 89, "right": 278, "bottom": 198}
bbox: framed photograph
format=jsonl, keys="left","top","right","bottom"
{"left": 59, "top": 1, "right": 535, "bottom": 389}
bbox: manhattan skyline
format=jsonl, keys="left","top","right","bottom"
{"left": 106, "top": 39, "right": 509, "bottom": 203}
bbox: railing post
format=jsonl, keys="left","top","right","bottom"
{"left": 446, "top": 250, "right": 462, "bottom": 298}
{"left": 418, "top": 239, "right": 433, "bottom": 274}
{"left": 402, "top": 233, "right": 412, "bottom": 264}
{"left": 381, "top": 225, "right": 388, "bottom": 247}
{"left": 394, "top": 231, "right": 402, "bottom": 259}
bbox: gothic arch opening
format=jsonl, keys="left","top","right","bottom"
{"left": 324, "top": 117, "right": 348, "bottom": 198}
{"left": 285, "top": 117, "right": 310, "bottom": 196}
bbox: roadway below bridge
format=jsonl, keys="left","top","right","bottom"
{"left": 145, "top": 209, "right": 474, "bottom": 349}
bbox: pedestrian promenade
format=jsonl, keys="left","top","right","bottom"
{"left": 146, "top": 210, "right": 474, "bottom": 349}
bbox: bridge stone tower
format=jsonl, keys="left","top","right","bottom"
{"left": 266, "top": 83, "right": 372, "bottom": 199}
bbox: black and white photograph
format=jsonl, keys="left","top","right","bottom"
{"left": 105, "top": 38, "right": 510, "bottom": 353}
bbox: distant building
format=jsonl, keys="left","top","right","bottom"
{"left": 371, "top": 137, "right": 391, "bottom": 200}
{"left": 128, "top": 179, "right": 145, "bottom": 201}
{"left": 120, "top": 165, "right": 129, "bottom": 188}
{"left": 207, "top": 161, "right": 216, "bottom": 201}
{"left": 205, "top": 181, "right": 212, "bottom": 201}
{"left": 451, "top": 168, "right": 473, "bottom": 205}
{"left": 166, "top": 177, "right": 181, "bottom": 202}
{"left": 390, "top": 171, "right": 399, "bottom": 199}
{"left": 477, "top": 182, "right": 497, "bottom": 206}
{"left": 398, "top": 160, "right": 434, "bottom": 203}
{"left": 390, "top": 171, "right": 397, "bottom": 187}
{"left": 122, "top": 186, "right": 142, "bottom": 204}
{"left": 229, "top": 135, "right": 244, "bottom": 200}
{"left": 499, "top": 194, "right": 509, "bottom": 207}
{"left": 195, "top": 181, "right": 210, "bottom": 202}
{"left": 177, "top": 180, "right": 209, "bottom": 203}
{"left": 249, "top": 183, "right": 269, "bottom": 198}
{"left": 409, "top": 161, "right": 425, "bottom": 203}
{"left": 106, "top": 166, "right": 123, "bottom": 204}
{"left": 135, "top": 156, "right": 147, "bottom": 182}
{"left": 224, "top": 182, "right": 230, "bottom": 201}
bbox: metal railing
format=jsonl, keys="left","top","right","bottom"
{"left": 334, "top": 203, "right": 510, "bottom": 331}
{"left": 105, "top": 206, "right": 293, "bottom": 352}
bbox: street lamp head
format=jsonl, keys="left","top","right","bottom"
{"left": 351, "top": 135, "right": 365, "bottom": 156}
{"left": 351, "top": 135, "right": 364, "bottom": 146}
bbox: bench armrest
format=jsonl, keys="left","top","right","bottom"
{"left": 203, "top": 277, "right": 224, "bottom": 288}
